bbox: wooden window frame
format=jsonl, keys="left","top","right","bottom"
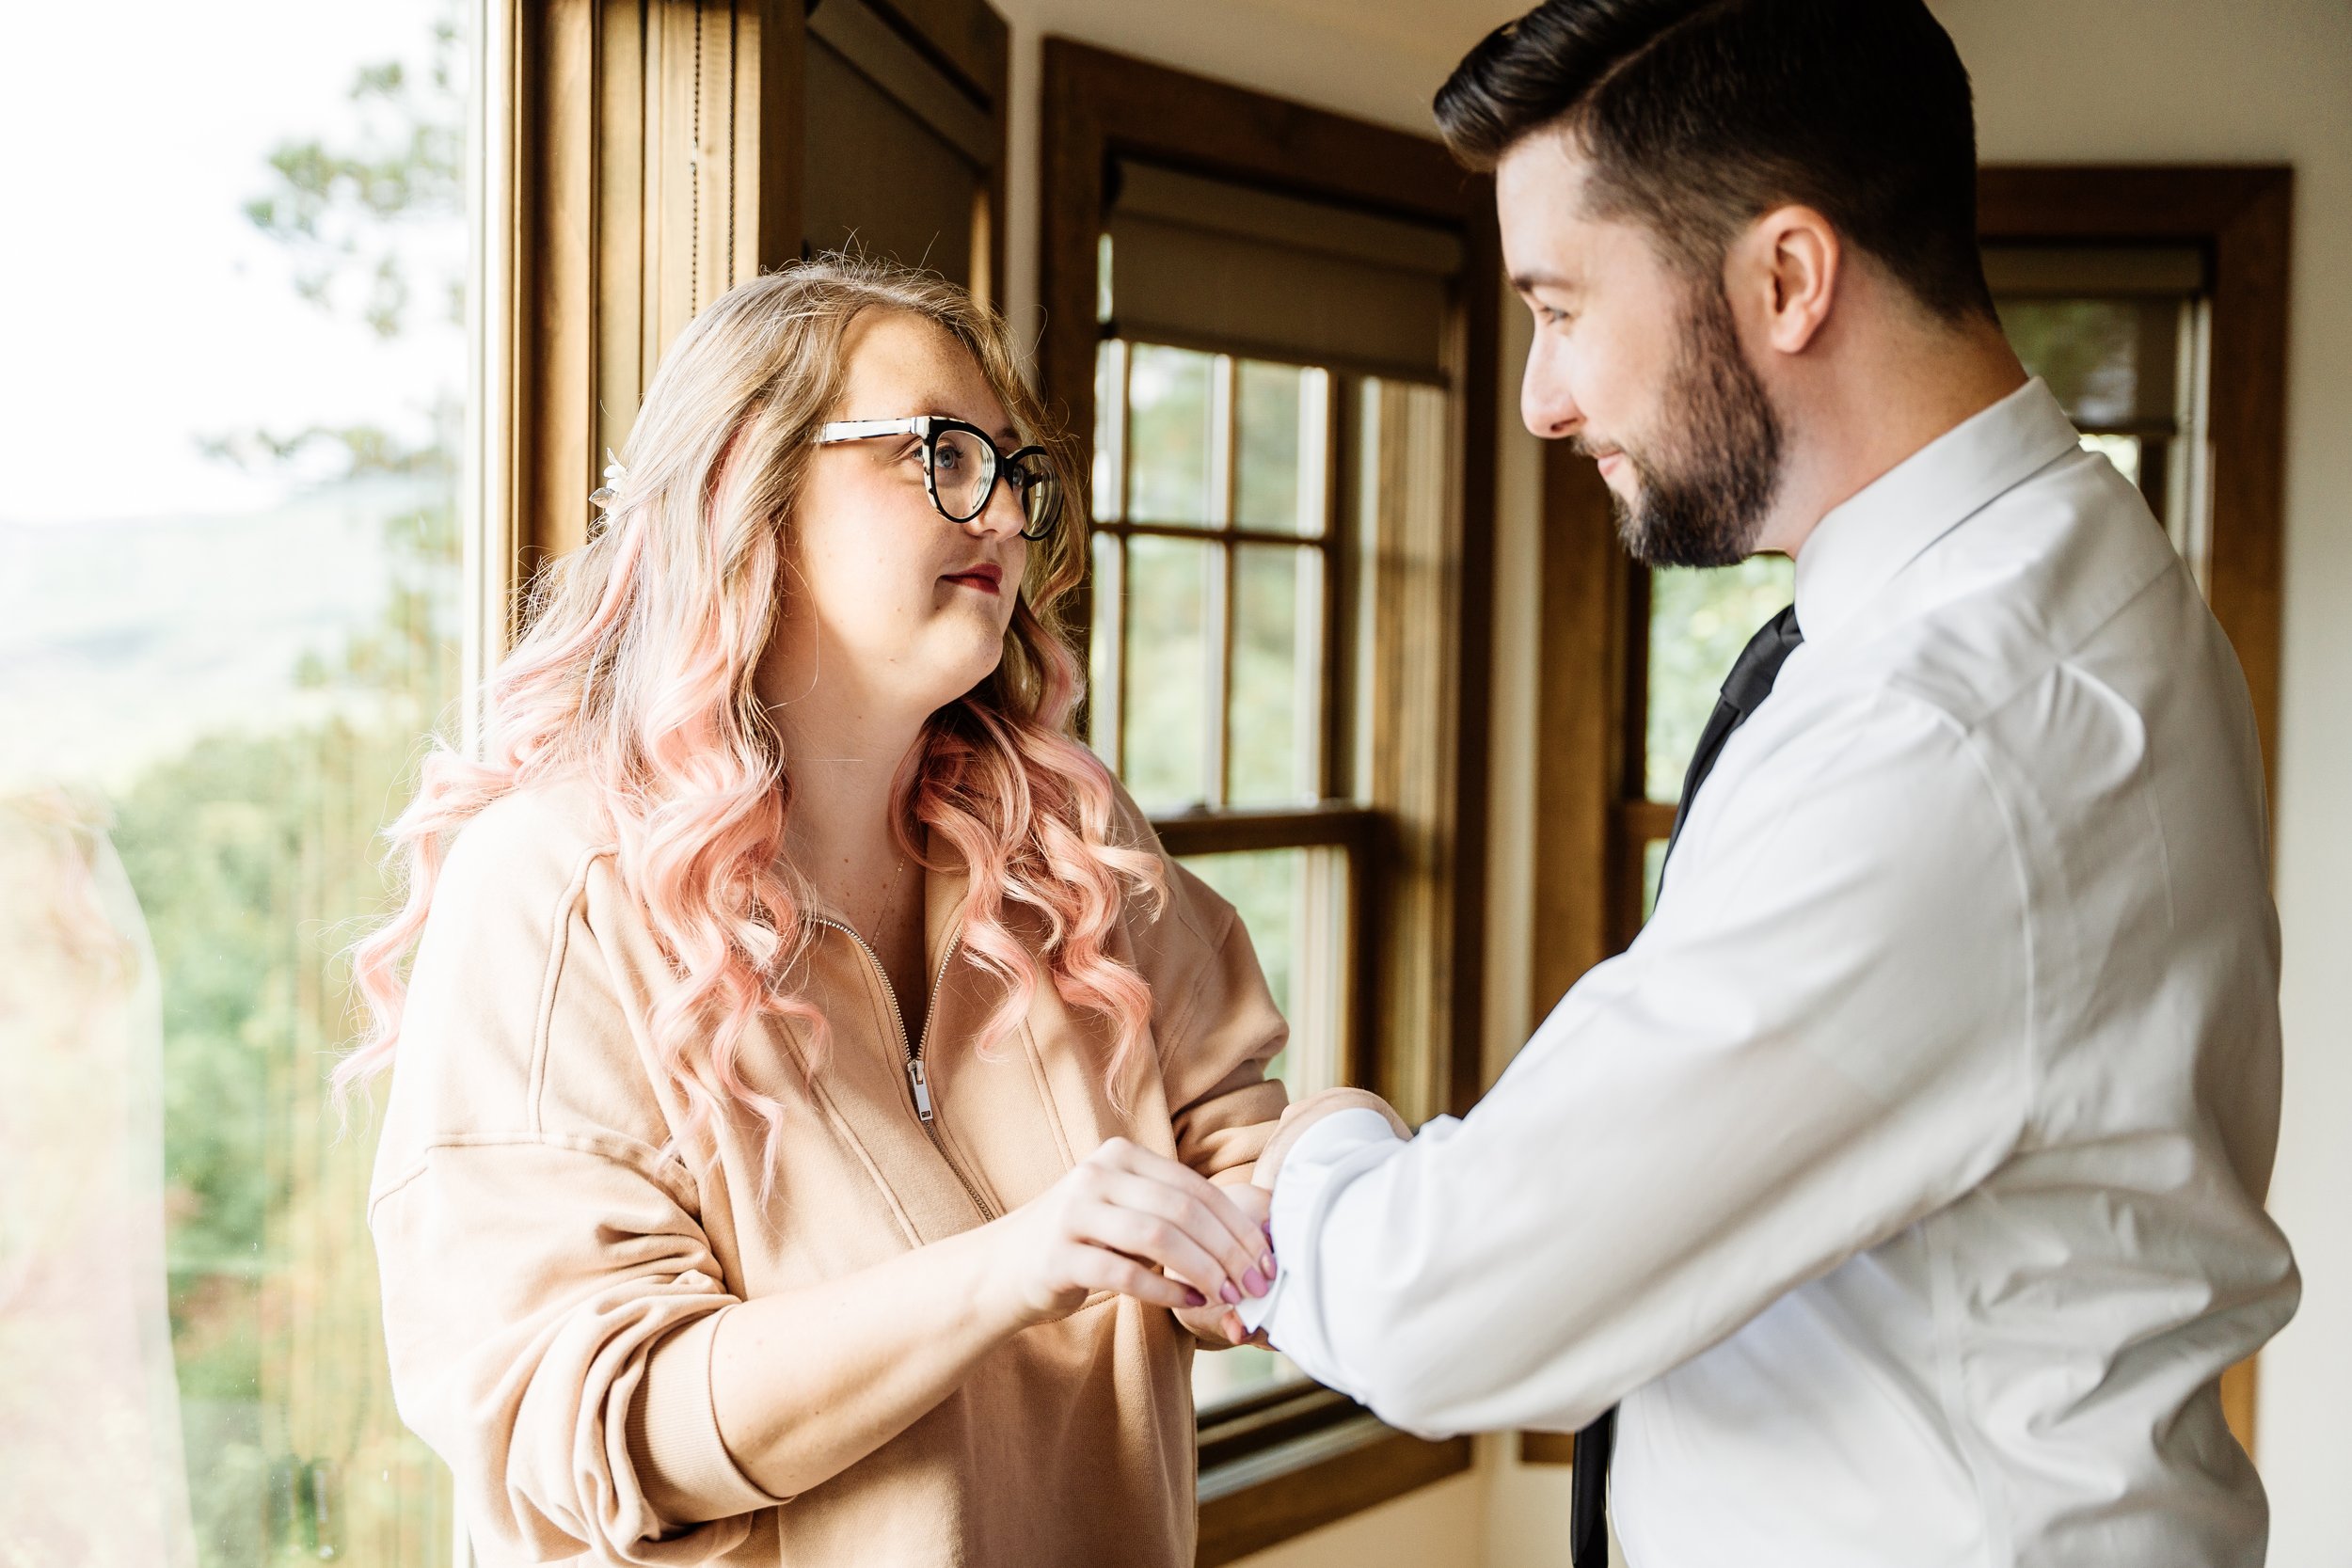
{"left": 1037, "top": 39, "right": 1500, "bottom": 1561}
{"left": 1520, "top": 164, "right": 2293, "bottom": 1468}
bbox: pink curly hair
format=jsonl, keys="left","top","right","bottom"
{"left": 341, "top": 257, "right": 1164, "bottom": 1164}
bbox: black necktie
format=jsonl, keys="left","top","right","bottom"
{"left": 1568, "top": 600, "right": 1804, "bottom": 1568}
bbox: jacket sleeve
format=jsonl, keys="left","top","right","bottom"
{"left": 367, "top": 810, "right": 784, "bottom": 1565}
{"left": 1111, "top": 792, "right": 1291, "bottom": 1184}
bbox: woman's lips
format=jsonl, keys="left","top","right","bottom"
{"left": 944, "top": 563, "right": 1003, "bottom": 594}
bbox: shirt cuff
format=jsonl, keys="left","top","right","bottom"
{"left": 1237, "top": 1108, "right": 1406, "bottom": 1346}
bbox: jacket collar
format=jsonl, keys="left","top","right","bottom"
{"left": 1791, "top": 377, "right": 2079, "bottom": 646}
{"left": 798, "top": 827, "right": 971, "bottom": 983}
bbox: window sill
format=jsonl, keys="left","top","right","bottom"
{"left": 1197, "top": 1385, "right": 1472, "bottom": 1565}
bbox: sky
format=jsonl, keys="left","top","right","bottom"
{"left": 0, "top": 1, "right": 466, "bottom": 526}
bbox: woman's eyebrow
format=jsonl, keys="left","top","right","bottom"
{"left": 918, "top": 406, "right": 1022, "bottom": 446}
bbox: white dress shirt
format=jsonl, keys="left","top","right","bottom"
{"left": 1245, "top": 381, "right": 2298, "bottom": 1566}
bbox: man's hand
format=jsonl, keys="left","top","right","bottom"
{"left": 1174, "top": 1181, "right": 1276, "bottom": 1347}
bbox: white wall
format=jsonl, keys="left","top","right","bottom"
{"left": 989, "top": 2, "right": 2352, "bottom": 1563}
{"left": 1925, "top": 7, "right": 2352, "bottom": 1562}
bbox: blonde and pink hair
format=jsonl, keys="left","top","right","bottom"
{"left": 342, "top": 257, "right": 1162, "bottom": 1161}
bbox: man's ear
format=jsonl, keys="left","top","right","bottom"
{"left": 1729, "top": 203, "right": 1840, "bottom": 356}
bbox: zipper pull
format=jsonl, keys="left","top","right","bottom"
{"left": 907, "top": 1056, "right": 935, "bottom": 1123}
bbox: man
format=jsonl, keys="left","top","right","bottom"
{"left": 1240, "top": 2, "right": 2299, "bottom": 1563}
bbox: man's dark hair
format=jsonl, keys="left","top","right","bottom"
{"left": 1435, "top": 0, "right": 1996, "bottom": 323}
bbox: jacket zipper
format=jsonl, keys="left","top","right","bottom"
{"left": 813, "top": 916, "right": 993, "bottom": 1220}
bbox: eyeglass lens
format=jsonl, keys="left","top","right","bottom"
{"left": 931, "top": 426, "right": 1057, "bottom": 535}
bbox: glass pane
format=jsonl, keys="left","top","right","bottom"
{"left": 2081, "top": 432, "right": 2143, "bottom": 487}
{"left": 1090, "top": 339, "right": 1124, "bottom": 522}
{"left": 1235, "top": 360, "right": 1326, "bottom": 535}
{"left": 1645, "top": 557, "right": 1796, "bottom": 802}
{"left": 1088, "top": 532, "right": 1122, "bottom": 761}
{"left": 1121, "top": 535, "right": 1214, "bottom": 811}
{"left": 1996, "top": 297, "right": 2179, "bottom": 430}
{"left": 1125, "top": 342, "right": 1216, "bottom": 525}
{"left": 0, "top": 8, "right": 469, "bottom": 1564}
{"left": 1229, "top": 545, "right": 1320, "bottom": 805}
{"left": 1180, "top": 846, "right": 1327, "bottom": 1415}
{"left": 1183, "top": 849, "right": 1303, "bottom": 1073}
{"left": 1643, "top": 837, "right": 1670, "bottom": 923}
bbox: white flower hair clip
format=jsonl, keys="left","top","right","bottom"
{"left": 588, "top": 450, "right": 626, "bottom": 518}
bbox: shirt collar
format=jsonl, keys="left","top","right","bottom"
{"left": 1791, "top": 377, "right": 2080, "bottom": 645}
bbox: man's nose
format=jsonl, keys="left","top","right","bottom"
{"left": 1521, "top": 347, "right": 1583, "bottom": 442}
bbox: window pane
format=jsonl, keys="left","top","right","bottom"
{"left": 1229, "top": 544, "right": 1320, "bottom": 805}
{"left": 1183, "top": 849, "right": 1302, "bottom": 1070}
{"left": 1125, "top": 343, "right": 1216, "bottom": 525}
{"left": 2080, "top": 432, "right": 2143, "bottom": 487}
{"left": 1645, "top": 558, "right": 1796, "bottom": 802}
{"left": 1179, "top": 844, "right": 1346, "bottom": 1416}
{"left": 1122, "top": 535, "right": 1214, "bottom": 810}
{"left": 0, "top": 7, "right": 469, "bottom": 1563}
{"left": 1235, "top": 359, "right": 1326, "bottom": 535}
{"left": 1996, "top": 297, "right": 2180, "bottom": 431}
{"left": 1088, "top": 531, "right": 1123, "bottom": 761}
{"left": 1643, "top": 837, "right": 1670, "bottom": 923}
{"left": 1091, "top": 338, "right": 1125, "bottom": 522}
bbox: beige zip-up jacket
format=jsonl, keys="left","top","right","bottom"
{"left": 367, "top": 777, "right": 1290, "bottom": 1566}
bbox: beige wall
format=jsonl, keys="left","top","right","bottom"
{"left": 993, "top": 2, "right": 2352, "bottom": 1563}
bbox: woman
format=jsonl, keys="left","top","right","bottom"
{"left": 349, "top": 258, "right": 1298, "bottom": 1566}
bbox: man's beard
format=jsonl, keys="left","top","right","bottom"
{"left": 1590, "top": 282, "right": 1785, "bottom": 569}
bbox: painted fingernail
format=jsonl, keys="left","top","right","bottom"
{"left": 1243, "top": 1268, "right": 1267, "bottom": 1297}
{"left": 1260, "top": 1252, "right": 1279, "bottom": 1278}
{"left": 1183, "top": 1287, "right": 1206, "bottom": 1307}
{"left": 1220, "top": 1281, "right": 1242, "bottom": 1306}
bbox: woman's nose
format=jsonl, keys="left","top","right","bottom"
{"left": 968, "top": 468, "right": 1030, "bottom": 540}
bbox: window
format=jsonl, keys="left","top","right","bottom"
{"left": 1088, "top": 158, "right": 1465, "bottom": 1420}
{"left": 1088, "top": 332, "right": 1359, "bottom": 1413}
{"left": 1, "top": 4, "right": 474, "bottom": 1562}
{"left": 1986, "top": 245, "right": 2213, "bottom": 590}
{"left": 1040, "top": 40, "right": 1500, "bottom": 1562}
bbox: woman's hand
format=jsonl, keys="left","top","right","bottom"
{"left": 978, "top": 1137, "right": 1277, "bottom": 1329}
{"left": 1175, "top": 1181, "right": 1275, "bottom": 1346}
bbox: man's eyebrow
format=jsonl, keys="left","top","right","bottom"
{"left": 1510, "top": 268, "right": 1580, "bottom": 294}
